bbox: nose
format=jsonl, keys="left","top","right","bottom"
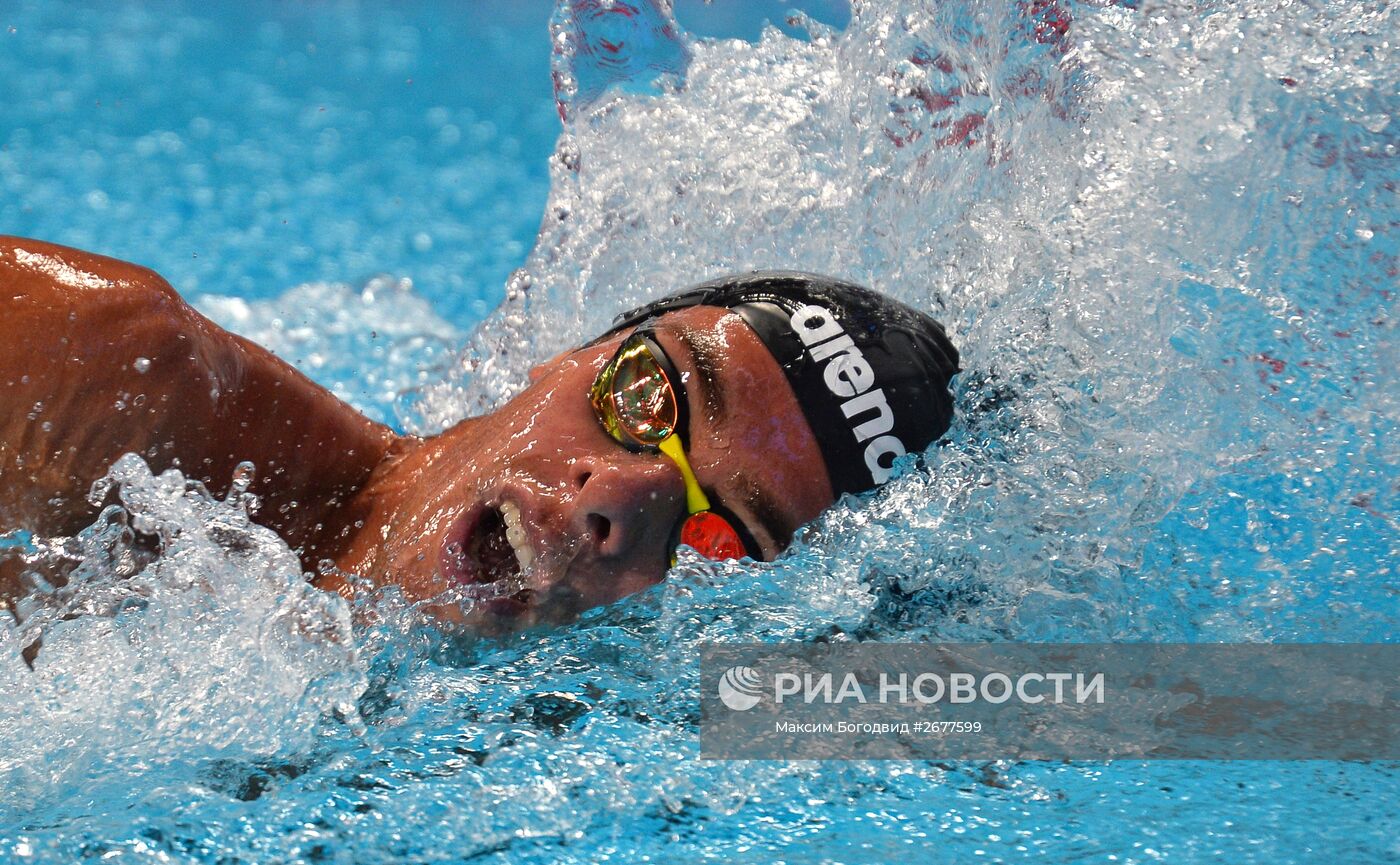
{"left": 568, "top": 454, "right": 684, "bottom": 559}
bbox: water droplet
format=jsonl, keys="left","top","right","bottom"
{"left": 555, "top": 137, "right": 582, "bottom": 172}
{"left": 506, "top": 269, "right": 534, "bottom": 301}
{"left": 133, "top": 357, "right": 151, "bottom": 373}
{"left": 88, "top": 476, "right": 114, "bottom": 505}
{"left": 230, "top": 461, "right": 256, "bottom": 496}
{"left": 1360, "top": 113, "right": 1390, "bottom": 133}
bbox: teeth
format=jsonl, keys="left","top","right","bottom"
{"left": 499, "top": 500, "right": 536, "bottom": 571}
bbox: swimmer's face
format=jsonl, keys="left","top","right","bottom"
{"left": 330, "top": 305, "right": 835, "bottom": 631}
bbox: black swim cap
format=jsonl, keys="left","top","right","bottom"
{"left": 606, "top": 271, "right": 960, "bottom": 498}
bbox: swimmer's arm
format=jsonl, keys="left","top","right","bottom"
{"left": 0, "top": 236, "right": 395, "bottom": 554}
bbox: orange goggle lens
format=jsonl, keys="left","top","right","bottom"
{"left": 678, "top": 511, "right": 747, "bottom": 561}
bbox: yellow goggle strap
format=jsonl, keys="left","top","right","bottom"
{"left": 657, "top": 434, "right": 711, "bottom": 515}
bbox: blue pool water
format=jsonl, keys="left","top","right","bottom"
{"left": 3, "top": 1, "right": 1397, "bottom": 862}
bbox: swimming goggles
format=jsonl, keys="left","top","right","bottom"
{"left": 589, "top": 327, "right": 756, "bottom": 564}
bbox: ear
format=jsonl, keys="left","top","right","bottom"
{"left": 528, "top": 349, "right": 572, "bottom": 383}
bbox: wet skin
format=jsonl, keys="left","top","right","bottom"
{"left": 0, "top": 237, "right": 834, "bottom": 629}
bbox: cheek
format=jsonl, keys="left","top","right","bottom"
{"left": 463, "top": 375, "right": 612, "bottom": 505}
{"left": 739, "top": 415, "right": 812, "bottom": 465}
{"left": 479, "top": 376, "right": 594, "bottom": 459}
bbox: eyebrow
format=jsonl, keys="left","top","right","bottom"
{"left": 655, "top": 323, "right": 789, "bottom": 557}
{"left": 662, "top": 325, "right": 725, "bottom": 422}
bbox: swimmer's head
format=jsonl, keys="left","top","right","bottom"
{"left": 601, "top": 271, "right": 960, "bottom": 498}
{"left": 326, "top": 272, "right": 958, "bottom": 631}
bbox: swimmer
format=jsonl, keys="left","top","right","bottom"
{"left": 0, "top": 237, "right": 958, "bottom": 631}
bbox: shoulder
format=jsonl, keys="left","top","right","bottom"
{"left": 0, "top": 237, "right": 205, "bottom": 386}
{"left": 0, "top": 236, "right": 182, "bottom": 316}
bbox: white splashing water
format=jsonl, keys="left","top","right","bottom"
{"left": 0, "top": 455, "right": 366, "bottom": 811}
{"left": 417, "top": 0, "right": 1397, "bottom": 644}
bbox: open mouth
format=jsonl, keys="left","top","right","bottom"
{"left": 443, "top": 501, "right": 538, "bottom": 614}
